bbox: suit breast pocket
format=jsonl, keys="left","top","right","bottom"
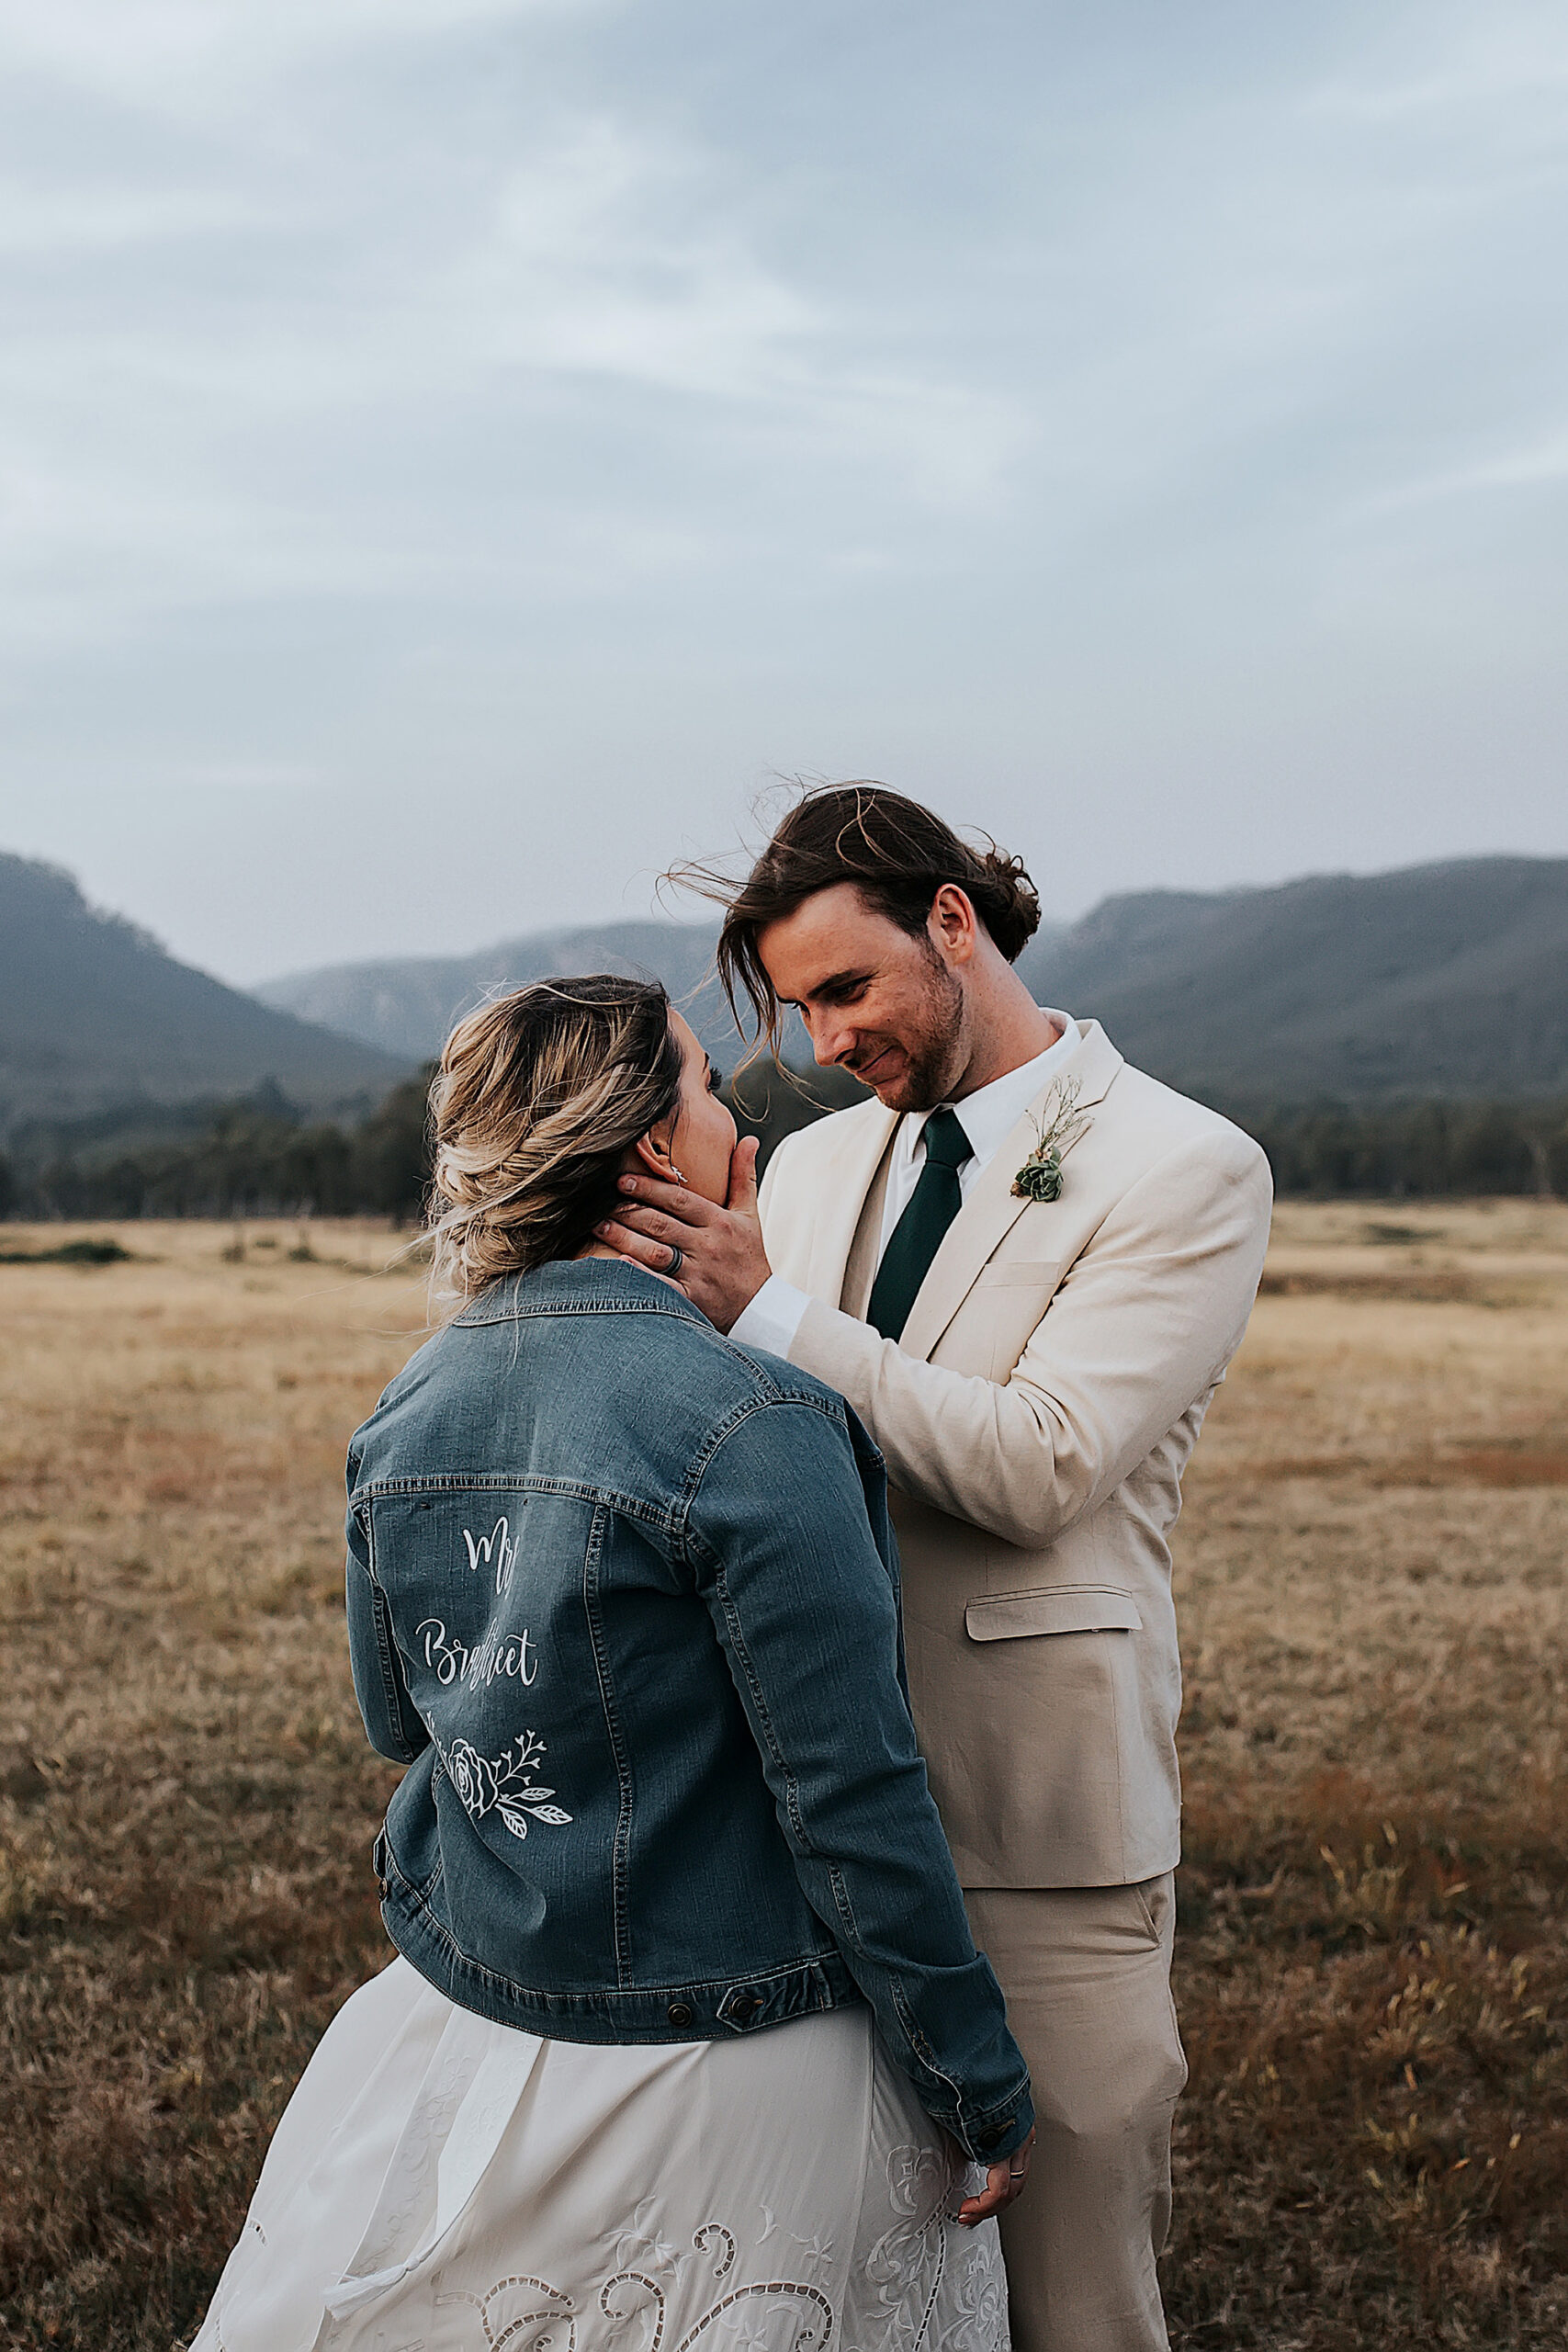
{"left": 965, "top": 1585, "right": 1144, "bottom": 1642}
{"left": 972, "top": 1261, "right": 1062, "bottom": 1382}
{"left": 975, "top": 1261, "right": 1062, "bottom": 1288}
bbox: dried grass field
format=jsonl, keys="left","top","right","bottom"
{"left": 2, "top": 1204, "right": 1565, "bottom": 2349}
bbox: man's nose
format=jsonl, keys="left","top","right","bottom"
{"left": 805, "top": 1010, "right": 854, "bottom": 1067}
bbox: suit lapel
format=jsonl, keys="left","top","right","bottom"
{"left": 803, "top": 1101, "right": 900, "bottom": 1307}
{"left": 840, "top": 1151, "right": 894, "bottom": 1317}
{"left": 898, "top": 1023, "right": 1123, "bottom": 1363}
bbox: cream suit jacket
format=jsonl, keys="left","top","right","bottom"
{"left": 756, "top": 1021, "right": 1273, "bottom": 1891}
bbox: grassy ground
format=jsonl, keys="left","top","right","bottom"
{"left": 1169, "top": 1200, "right": 1568, "bottom": 2347}
{"left": 1, "top": 1204, "right": 1564, "bottom": 2347}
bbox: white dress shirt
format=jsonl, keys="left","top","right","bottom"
{"left": 731, "top": 1010, "right": 1080, "bottom": 1361}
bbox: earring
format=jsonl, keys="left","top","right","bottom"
{"left": 671, "top": 1164, "right": 688, "bottom": 1186}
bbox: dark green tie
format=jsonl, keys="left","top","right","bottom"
{"left": 867, "top": 1107, "right": 974, "bottom": 1340}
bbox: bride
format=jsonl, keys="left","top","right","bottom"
{"left": 191, "top": 975, "right": 1033, "bottom": 2352}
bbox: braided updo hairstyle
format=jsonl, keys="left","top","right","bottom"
{"left": 425, "top": 975, "right": 683, "bottom": 1315}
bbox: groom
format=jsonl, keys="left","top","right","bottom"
{"left": 600, "top": 785, "right": 1273, "bottom": 2352}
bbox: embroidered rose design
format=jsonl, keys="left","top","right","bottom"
{"left": 440, "top": 1729, "right": 572, "bottom": 1840}
{"left": 445, "top": 1738, "right": 500, "bottom": 1817}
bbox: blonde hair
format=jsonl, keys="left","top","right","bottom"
{"left": 425, "top": 975, "right": 683, "bottom": 1317}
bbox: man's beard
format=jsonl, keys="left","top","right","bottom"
{"left": 872, "top": 951, "right": 966, "bottom": 1112}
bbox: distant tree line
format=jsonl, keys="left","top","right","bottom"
{"left": 2, "top": 1075, "right": 1566, "bottom": 1223}
{"left": 1239, "top": 1098, "right": 1568, "bottom": 1199}
{"left": 0, "top": 1074, "right": 434, "bottom": 1224}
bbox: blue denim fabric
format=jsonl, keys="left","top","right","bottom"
{"left": 344, "top": 1257, "right": 1031, "bottom": 2159}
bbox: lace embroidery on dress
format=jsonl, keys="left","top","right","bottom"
{"left": 847, "top": 2142, "right": 1006, "bottom": 2352}
{"left": 440, "top": 2222, "right": 834, "bottom": 2352}
{"left": 932, "top": 2225, "right": 1008, "bottom": 2352}
{"left": 439, "top": 2160, "right": 1004, "bottom": 2352}
{"left": 188, "top": 1973, "right": 1010, "bottom": 2352}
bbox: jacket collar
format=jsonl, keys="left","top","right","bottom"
{"left": 452, "top": 1256, "right": 709, "bottom": 1328}
{"left": 898, "top": 1020, "right": 1123, "bottom": 1363}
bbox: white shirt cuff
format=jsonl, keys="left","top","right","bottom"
{"left": 729, "top": 1274, "right": 814, "bottom": 1363}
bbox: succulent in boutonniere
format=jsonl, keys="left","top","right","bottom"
{"left": 1011, "top": 1074, "right": 1091, "bottom": 1204}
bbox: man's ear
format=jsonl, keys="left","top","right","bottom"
{"left": 930, "top": 884, "right": 978, "bottom": 966}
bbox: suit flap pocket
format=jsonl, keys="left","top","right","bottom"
{"left": 974, "top": 1261, "right": 1062, "bottom": 1290}
{"left": 964, "top": 1585, "right": 1144, "bottom": 1641}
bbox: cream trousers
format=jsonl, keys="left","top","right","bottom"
{"left": 964, "top": 1877, "right": 1187, "bottom": 2352}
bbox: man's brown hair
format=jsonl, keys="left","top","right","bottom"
{"left": 676, "top": 783, "right": 1042, "bottom": 1051}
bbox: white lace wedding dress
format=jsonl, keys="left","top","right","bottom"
{"left": 188, "top": 1957, "right": 1010, "bottom": 2352}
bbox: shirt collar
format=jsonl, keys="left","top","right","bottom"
{"left": 899, "top": 1010, "right": 1081, "bottom": 1175}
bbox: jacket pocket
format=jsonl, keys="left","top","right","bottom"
{"left": 964, "top": 1584, "right": 1143, "bottom": 1641}
{"left": 969, "top": 1261, "right": 1063, "bottom": 1382}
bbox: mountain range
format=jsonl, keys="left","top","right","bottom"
{"left": 1021, "top": 855, "right": 1568, "bottom": 1104}
{"left": 258, "top": 854, "right": 1568, "bottom": 1105}
{"left": 0, "top": 853, "right": 407, "bottom": 1136}
{"left": 4, "top": 850, "right": 1565, "bottom": 1148}
{"left": 257, "top": 921, "right": 735, "bottom": 1067}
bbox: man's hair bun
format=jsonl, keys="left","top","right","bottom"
{"left": 972, "top": 846, "right": 1042, "bottom": 963}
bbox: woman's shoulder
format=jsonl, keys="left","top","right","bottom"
{"left": 351, "top": 1261, "right": 857, "bottom": 1498}
{"left": 716, "top": 1327, "right": 850, "bottom": 1422}
{"left": 566, "top": 1280, "right": 868, "bottom": 1494}
{"left": 615, "top": 1285, "right": 855, "bottom": 1434}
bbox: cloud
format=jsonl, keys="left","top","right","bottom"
{"left": 1310, "top": 6, "right": 1568, "bottom": 123}
{"left": 462, "top": 117, "right": 1032, "bottom": 502}
{"left": 0, "top": 0, "right": 587, "bottom": 116}
{"left": 474, "top": 119, "right": 826, "bottom": 401}
{"left": 0, "top": 0, "right": 1563, "bottom": 978}
{"left": 0, "top": 182, "right": 270, "bottom": 254}
{"left": 1364, "top": 428, "right": 1568, "bottom": 514}
{"left": 0, "top": 28, "right": 1040, "bottom": 666}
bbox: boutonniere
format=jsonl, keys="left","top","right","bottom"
{"left": 1011, "top": 1074, "right": 1091, "bottom": 1203}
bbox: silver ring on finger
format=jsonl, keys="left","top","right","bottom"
{"left": 665, "top": 1243, "right": 684, "bottom": 1277}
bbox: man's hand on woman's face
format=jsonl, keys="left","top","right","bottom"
{"left": 596, "top": 1136, "right": 771, "bottom": 1332}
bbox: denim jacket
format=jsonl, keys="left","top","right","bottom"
{"left": 345, "top": 1258, "right": 1032, "bottom": 2160}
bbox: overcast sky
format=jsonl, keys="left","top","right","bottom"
{"left": 0, "top": 0, "right": 1564, "bottom": 985}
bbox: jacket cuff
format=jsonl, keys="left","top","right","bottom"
{"left": 728, "top": 1274, "right": 814, "bottom": 1362}
{"left": 955, "top": 2076, "right": 1035, "bottom": 2163}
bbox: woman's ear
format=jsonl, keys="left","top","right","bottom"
{"left": 634, "top": 1133, "right": 677, "bottom": 1185}
{"left": 633, "top": 1129, "right": 682, "bottom": 1183}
